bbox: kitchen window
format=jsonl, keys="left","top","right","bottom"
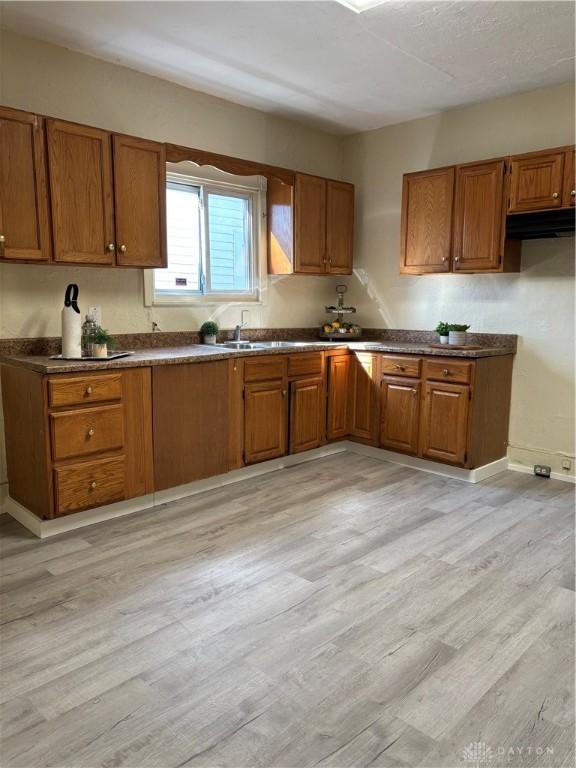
{"left": 146, "top": 172, "right": 263, "bottom": 305}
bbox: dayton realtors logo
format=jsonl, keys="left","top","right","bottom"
{"left": 462, "top": 741, "right": 555, "bottom": 765}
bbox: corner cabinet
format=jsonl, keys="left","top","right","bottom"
{"left": 271, "top": 173, "right": 354, "bottom": 276}
{"left": 0, "top": 107, "right": 52, "bottom": 263}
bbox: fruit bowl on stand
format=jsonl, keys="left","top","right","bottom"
{"left": 319, "top": 285, "right": 362, "bottom": 340}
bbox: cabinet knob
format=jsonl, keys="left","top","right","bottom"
{"left": 411, "top": 388, "right": 417, "bottom": 394}
{"left": 442, "top": 369, "right": 450, "bottom": 376}
{"left": 394, "top": 364, "right": 405, "bottom": 371}
{"left": 441, "top": 256, "right": 447, "bottom": 262}
{"left": 106, "top": 243, "right": 115, "bottom": 252}
{"left": 552, "top": 192, "right": 559, "bottom": 199}
{"left": 454, "top": 256, "right": 460, "bottom": 262}
{"left": 90, "top": 480, "right": 97, "bottom": 490}
{"left": 85, "top": 386, "right": 93, "bottom": 395}
{"left": 0, "top": 235, "right": 5, "bottom": 243}
{"left": 571, "top": 190, "right": 576, "bottom": 197}
{"left": 119, "top": 244, "right": 127, "bottom": 253}
{"left": 282, "top": 390, "right": 287, "bottom": 397}
{"left": 87, "top": 428, "right": 95, "bottom": 437}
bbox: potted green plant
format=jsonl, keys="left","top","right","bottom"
{"left": 435, "top": 321, "right": 450, "bottom": 345}
{"left": 200, "top": 320, "right": 219, "bottom": 345}
{"left": 86, "top": 325, "right": 116, "bottom": 358}
{"left": 448, "top": 323, "right": 471, "bottom": 345}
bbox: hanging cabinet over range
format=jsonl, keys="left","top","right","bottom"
{"left": 400, "top": 144, "right": 574, "bottom": 275}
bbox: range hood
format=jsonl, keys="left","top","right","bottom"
{"left": 506, "top": 209, "right": 575, "bottom": 240}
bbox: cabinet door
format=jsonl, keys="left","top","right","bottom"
{"left": 47, "top": 119, "right": 115, "bottom": 265}
{"left": 290, "top": 377, "right": 324, "bottom": 454}
{"left": 327, "top": 355, "right": 350, "bottom": 440}
{"left": 508, "top": 151, "right": 565, "bottom": 213}
{"left": 420, "top": 381, "right": 469, "bottom": 465}
{"left": 113, "top": 135, "right": 167, "bottom": 267}
{"left": 453, "top": 160, "right": 505, "bottom": 272}
{"left": 326, "top": 180, "right": 354, "bottom": 274}
{"left": 245, "top": 380, "right": 287, "bottom": 464}
{"left": 350, "top": 353, "right": 379, "bottom": 444}
{"left": 294, "top": 173, "right": 326, "bottom": 273}
{"left": 563, "top": 148, "right": 575, "bottom": 208}
{"left": 0, "top": 107, "right": 51, "bottom": 262}
{"left": 380, "top": 377, "right": 420, "bottom": 455}
{"left": 152, "top": 362, "right": 229, "bottom": 490}
{"left": 400, "top": 167, "right": 454, "bottom": 274}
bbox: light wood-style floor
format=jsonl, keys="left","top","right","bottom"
{"left": 0, "top": 453, "right": 574, "bottom": 768}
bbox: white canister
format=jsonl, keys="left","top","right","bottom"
{"left": 449, "top": 331, "right": 467, "bottom": 345}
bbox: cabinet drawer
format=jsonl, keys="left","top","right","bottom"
{"left": 380, "top": 355, "right": 421, "bottom": 378}
{"left": 288, "top": 352, "right": 323, "bottom": 378}
{"left": 54, "top": 456, "right": 125, "bottom": 516}
{"left": 244, "top": 355, "right": 287, "bottom": 382}
{"left": 51, "top": 404, "right": 124, "bottom": 461}
{"left": 48, "top": 374, "right": 122, "bottom": 408}
{"left": 423, "top": 359, "right": 472, "bottom": 385}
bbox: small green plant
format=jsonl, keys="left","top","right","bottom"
{"left": 435, "top": 322, "right": 450, "bottom": 337}
{"left": 200, "top": 321, "right": 219, "bottom": 338}
{"left": 86, "top": 325, "right": 116, "bottom": 348}
{"left": 449, "top": 324, "right": 471, "bottom": 332}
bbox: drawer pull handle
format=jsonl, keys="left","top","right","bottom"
{"left": 85, "top": 386, "right": 93, "bottom": 395}
{"left": 442, "top": 369, "right": 450, "bottom": 376}
{"left": 394, "top": 364, "right": 405, "bottom": 371}
{"left": 87, "top": 428, "right": 95, "bottom": 437}
{"left": 90, "top": 480, "right": 97, "bottom": 490}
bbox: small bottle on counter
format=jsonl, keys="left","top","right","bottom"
{"left": 81, "top": 314, "right": 97, "bottom": 357}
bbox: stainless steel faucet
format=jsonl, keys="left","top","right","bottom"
{"left": 233, "top": 321, "right": 247, "bottom": 341}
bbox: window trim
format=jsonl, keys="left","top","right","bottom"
{"left": 144, "top": 171, "right": 266, "bottom": 307}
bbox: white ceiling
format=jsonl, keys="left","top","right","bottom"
{"left": 1, "top": 1, "right": 574, "bottom": 135}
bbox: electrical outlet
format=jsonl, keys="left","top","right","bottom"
{"left": 88, "top": 306, "right": 102, "bottom": 325}
{"left": 562, "top": 459, "right": 572, "bottom": 471}
{"left": 534, "top": 464, "right": 551, "bottom": 478}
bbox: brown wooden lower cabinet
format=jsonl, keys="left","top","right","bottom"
{"left": 244, "top": 380, "right": 287, "bottom": 464}
{"left": 380, "top": 376, "right": 420, "bottom": 455}
{"left": 153, "top": 361, "right": 229, "bottom": 489}
{"left": 327, "top": 354, "right": 350, "bottom": 440}
{"left": 350, "top": 352, "right": 379, "bottom": 445}
{"left": 289, "top": 376, "right": 324, "bottom": 454}
{"left": 419, "top": 381, "right": 470, "bottom": 465}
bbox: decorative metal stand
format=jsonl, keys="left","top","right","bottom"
{"left": 319, "top": 285, "right": 362, "bottom": 340}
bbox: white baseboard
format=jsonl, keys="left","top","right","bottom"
{"left": 4, "top": 443, "right": 512, "bottom": 539}
{"left": 343, "top": 441, "right": 509, "bottom": 483}
{"left": 507, "top": 461, "right": 576, "bottom": 484}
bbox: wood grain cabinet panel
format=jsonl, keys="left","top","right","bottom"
{"left": 508, "top": 151, "right": 565, "bottom": 213}
{"left": 326, "top": 180, "right": 354, "bottom": 274}
{"left": 350, "top": 353, "right": 379, "bottom": 445}
{"left": 326, "top": 355, "right": 350, "bottom": 440}
{"left": 48, "top": 373, "right": 122, "bottom": 408}
{"left": 289, "top": 377, "right": 324, "bottom": 454}
{"left": 380, "top": 376, "right": 420, "bottom": 455}
{"left": 563, "top": 148, "right": 575, "bottom": 207}
{"left": 55, "top": 456, "right": 125, "bottom": 516}
{"left": 453, "top": 160, "right": 506, "bottom": 272}
{"left": 153, "top": 362, "right": 229, "bottom": 490}
{"left": 294, "top": 173, "right": 327, "bottom": 273}
{"left": 50, "top": 404, "right": 124, "bottom": 462}
{"left": 113, "top": 135, "right": 167, "bottom": 267}
{"left": 244, "top": 380, "right": 287, "bottom": 464}
{"left": 400, "top": 167, "right": 454, "bottom": 274}
{"left": 47, "top": 119, "right": 115, "bottom": 264}
{"left": 420, "top": 381, "right": 470, "bottom": 465}
{"left": 0, "top": 106, "right": 51, "bottom": 262}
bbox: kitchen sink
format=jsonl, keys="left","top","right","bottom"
{"left": 217, "top": 340, "right": 318, "bottom": 350}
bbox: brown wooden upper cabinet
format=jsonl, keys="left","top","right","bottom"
{"left": 563, "top": 148, "right": 575, "bottom": 207}
{"left": 270, "top": 173, "right": 354, "bottom": 275}
{"left": 508, "top": 149, "right": 565, "bottom": 213}
{"left": 0, "top": 106, "right": 51, "bottom": 262}
{"left": 46, "top": 119, "right": 166, "bottom": 267}
{"left": 400, "top": 167, "right": 454, "bottom": 274}
{"left": 453, "top": 160, "right": 519, "bottom": 273}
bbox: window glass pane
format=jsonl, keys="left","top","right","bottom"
{"left": 155, "top": 183, "right": 201, "bottom": 294}
{"left": 206, "top": 192, "right": 251, "bottom": 293}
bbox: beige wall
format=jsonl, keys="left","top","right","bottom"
{"left": 342, "top": 82, "right": 575, "bottom": 475}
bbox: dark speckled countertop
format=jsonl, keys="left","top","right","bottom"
{"left": 1, "top": 339, "right": 516, "bottom": 375}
